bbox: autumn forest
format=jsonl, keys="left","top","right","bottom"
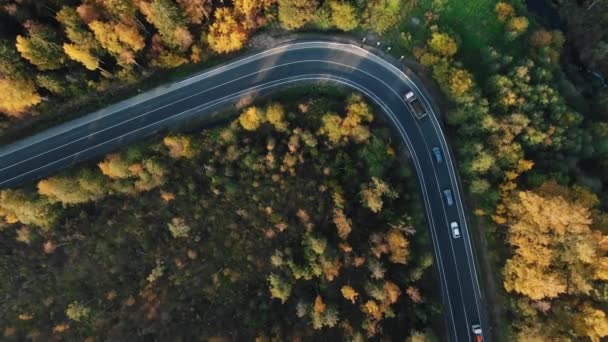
{"left": 1, "top": 0, "right": 608, "bottom": 341}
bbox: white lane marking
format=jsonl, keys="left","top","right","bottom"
{"left": 345, "top": 65, "right": 472, "bottom": 335}
{"left": 1, "top": 59, "right": 365, "bottom": 173}
{"left": 0, "top": 41, "right": 348, "bottom": 158}
{"left": 0, "top": 75, "right": 323, "bottom": 185}
{"left": 1, "top": 41, "right": 484, "bottom": 336}
{"left": 0, "top": 73, "right": 461, "bottom": 339}
{"left": 0, "top": 58, "right": 469, "bottom": 336}
{"left": 357, "top": 44, "right": 486, "bottom": 331}
{"left": 392, "top": 62, "right": 485, "bottom": 322}
{"left": 349, "top": 80, "right": 460, "bottom": 341}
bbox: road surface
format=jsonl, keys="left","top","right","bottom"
{"left": 0, "top": 41, "right": 488, "bottom": 341}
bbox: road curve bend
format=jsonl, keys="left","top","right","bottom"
{"left": 0, "top": 41, "right": 488, "bottom": 341}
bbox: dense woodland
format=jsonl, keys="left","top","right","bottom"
{"left": 0, "top": 92, "right": 440, "bottom": 340}
{"left": 406, "top": 0, "right": 608, "bottom": 340}
{"left": 2, "top": 0, "right": 608, "bottom": 341}
{"left": 0, "top": 0, "right": 403, "bottom": 140}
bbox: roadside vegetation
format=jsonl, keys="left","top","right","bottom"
{"left": 0, "top": 91, "right": 440, "bottom": 340}
{"left": 386, "top": 0, "right": 608, "bottom": 340}
{"left": 0, "top": 0, "right": 404, "bottom": 141}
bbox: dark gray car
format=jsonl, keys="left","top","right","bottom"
{"left": 432, "top": 146, "right": 442, "bottom": 163}
{"left": 443, "top": 189, "right": 454, "bottom": 206}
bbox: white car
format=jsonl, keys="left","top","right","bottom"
{"left": 472, "top": 324, "right": 483, "bottom": 341}
{"left": 450, "top": 221, "right": 460, "bottom": 239}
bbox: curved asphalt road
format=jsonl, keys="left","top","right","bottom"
{"left": 0, "top": 41, "right": 487, "bottom": 341}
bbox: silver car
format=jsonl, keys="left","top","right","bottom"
{"left": 450, "top": 221, "right": 460, "bottom": 238}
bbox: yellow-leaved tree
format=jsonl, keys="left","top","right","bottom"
{"left": 163, "top": 135, "right": 198, "bottom": 159}
{"left": 63, "top": 43, "right": 99, "bottom": 70}
{"left": 573, "top": 303, "right": 608, "bottom": 342}
{"left": 341, "top": 285, "right": 358, "bottom": 303}
{"left": 239, "top": 106, "right": 264, "bottom": 131}
{"left": 329, "top": 1, "right": 359, "bottom": 31}
{"left": 428, "top": 32, "right": 458, "bottom": 58}
{"left": 0, "top": 78, "right": 41, "bottom": 116}
{"left": 234, "top": 0, "right": 275, "bottom": 29}
{"left": 265, "top": 103, "right": 287, "bottom": 131}
{"left": 208, "top": 8, "right": 248, "bottom": 54}
{"left": 502, "top": 188, "right": 608, "bottom": 300}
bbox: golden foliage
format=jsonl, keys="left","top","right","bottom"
{"left": 177, "top": 0, "right": 211, "bottom": 25}
{"left": 386, "top": 228, "right": 409, "bottom": 264}
{"left": 406, "top": 331, "right": 431, "bottom": 342}
{"left": 383, "top": 281, "right": 401, "bottom": 304}
{"left": 296, "top": 209, "right": 310, "bottom": 224}
{"left": 594, "top": 257, "right": 608, "bottom": 281}
{"left": 333, "top": 208, "right": 352, "bottom": 240}
{"left": 428, "top": 32, "right": 458, "bottom": 57}
{"left": 234, "top": 0, "right": 275, "bottom": 29}
{"left": 115, "top": 22, "right": 145, "bottom": 52}
{"left": 43, "top": 240, "right": 57, "bottom": 254}
{"left": 187, "top": 249, "right": 198, "bottom": 259}
{"left": 89, "top": 21, "right": 143, "bottom": 66}
{"left": 341, "top": 285, "right": 358, "bottom": 304}
{"left": 278, "top": 0, "right": 318, "bottom": 30}
{"left": 190, "top": 44, "right": 204, "bottom": 63}
{"left": 0, "top": 78, "right": 41, "bottom": 115}
{"left": 361, "top": 190, "right": 381, "bottom": 213}
{"left": 360, "top": 178, "right": 397, "bottom": 213}
{"left": 329, "top": 1, "right": 358, "bottom": 31}
{"left": 265, "top": 103, "right": 287, "bottom": 131}
{"left": 239, "top": 106, "right": 263, "bottom": 131}
{"left": 106, "top": 290, "right": 117, "bottom": 301}
{"left": 16, "top": 226, "right": 32, "bottom": 244}
{"left": 15, "top": 31, "right": 64, "bottom": 71}
{"left": 322, "top": 258, "right": 342, "bottom": 281}
{"left": 495, "top": 2, "right": 514, "bottom": 22}
{"left": 163, "top": 135, "right": 197, "bottom": 159}
{"left": 63, "top": 43, "right": 98, "bottom": 70}
{"left": 339, "top": 242, "right": 352, "bottom": 253}
{"left": 501, "top": 189, "right": 608, "bottom": 300}
{"left": 318, "top": 113, "right": 343, "bottom": 143}
{"left": 574, "top": 303, "right": 608, "bottom": 342}
{"left": 52, "top": 323, "right": 70, "bottom": 333}
{"left": 18, "top": 313, "right": 33, "bottom": 321}
{"left": 160, "top": 190, "right": 175, "bottom": 202}
{"left": 313, "top": 295, "right": 326, "bottom": 313}
{"left": 406, "top": 286, "right": 423, "bottom": 303}
{"left": 449, "top": 68, "right": 474, "bottom": 99}
{"left": 98, "top": 154, "right": 131, "bottom": 179}
{"left": 362, "top": 300, "right": 381, "bottom": 320}
{"left": 208, "top": 8, "right": 248, "bottom": 54}
{"left": 508, "top": 17, "right": 529, "bottom": 36}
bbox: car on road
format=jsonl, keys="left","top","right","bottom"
{"left": 472, "top": 324, "right": 483, "bottom": 341}
{"left": 432, "top": 146, "right": 442, "bottom": 163}
{"left": 450, "top": 221, "right": 460, "bottom": 238}
{"left": 404, "top": 91, "right": 427, "bottom": 118}
{"left": 443, "top": 189, "right": 454, "bottom": 206}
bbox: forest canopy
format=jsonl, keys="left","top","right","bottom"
{"left": 0, "top": 91, "right": 439, "bottom": 340}
{"left": 0, "top": 0, "right": 403, "bottom": 139}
